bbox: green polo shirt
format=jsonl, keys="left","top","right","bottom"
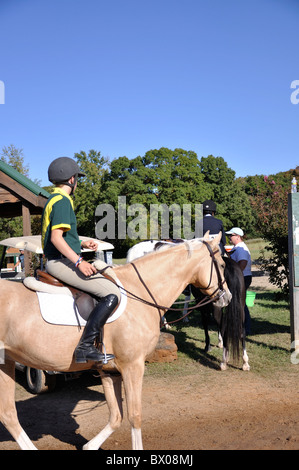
{"left": 41, "top": 188, "right": 81, "bottom": 259}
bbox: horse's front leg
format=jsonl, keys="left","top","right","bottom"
{"left": 213, "top": 306, "right": 223, "bottom": 350}
{"left": 219, "top": 323, "right": 229, "bottom": 371}
{"left": 202, "top": 311, "right": 211, "bottom": 352}
{"left": 122, "top": 360, "right": 145, "bottom": 450}
{"left": 83, "top": 372, "right": 123, "bottom": 450}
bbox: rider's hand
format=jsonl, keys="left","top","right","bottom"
{"left": 78, "top": 260, "right": 97, "bottom": 277}
{"left": 81, "top": 240, "right": 98, "bottom": 251}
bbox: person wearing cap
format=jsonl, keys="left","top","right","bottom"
{"left": 41, "top": 157, "right": 120, "bottom": 364}
{"left": 14, "top": 249, "right": 25, "bottom": 272}
{"left": 225, "top": 227, "right": 252, "bottom": 335}
{"left": 196, "top": 200, "right": 226, "bottom": 254}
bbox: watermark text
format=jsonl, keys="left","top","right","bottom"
{"left": 0, "top": 340, "right": 4, "bottom": 364}
{"left": 0, "top": 81, "right": 4, "bottom": 104}
{"left": 95, "top": 196, "right": 204, "bottom": 240}
{"left": 290, "top": 80, "right": 299, "bottom": 105}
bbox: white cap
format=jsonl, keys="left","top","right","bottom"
{"left": 225, "top": 227, "right": 244, "bottom": 237}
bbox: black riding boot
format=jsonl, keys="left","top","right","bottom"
{"left": 74, "top": 294, "right": 119, "bottom": 364}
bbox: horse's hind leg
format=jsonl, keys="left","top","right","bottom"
{"left": 217, "top": 332, "right": 223, "bottom": 348}
{"left": 83, "top": 373, "right": 123, "bottom": 450}
{"left": 0, "top": 358, "right": 37, "bottom": 450}
{"left": 220, "top": 346, "right": 229, "bottom": 371}
{"left": 219, "top": 328, "right": 229, "bottom": 371}
{"left": 242, "top": 329, "right": 250, "bottom": 371}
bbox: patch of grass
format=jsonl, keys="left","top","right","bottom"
{"left": 246, "top": 238, "right": 272, "bottom": 261}
{"left": 245, "top": 291, "right": 290, "bottom": 375}
{"left": 145, "top": 291, "right": 293, "bottom": 378}
{"left": 113, "top": 258, "right": 126, "bottom": 265}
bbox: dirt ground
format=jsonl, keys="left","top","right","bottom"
{"left": 1, "top": 266, "right": 299, "bottom": 451}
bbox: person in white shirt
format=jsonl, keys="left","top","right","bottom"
{"left": 226, "top": 227, "right": 252, "bottom": 335}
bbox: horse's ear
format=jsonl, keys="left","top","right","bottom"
{"left": 203, "top": 231, "right": 210, "bottom": 240}
{"left": 211, "top": 232, "right": 222, "bottom": 246}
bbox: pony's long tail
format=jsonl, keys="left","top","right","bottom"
{"left": 221, "top": 257, "right": 245, "bottom": 360}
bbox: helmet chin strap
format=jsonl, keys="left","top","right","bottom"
{"left": 64, "top": 174, "right": 78, "bottom": 195}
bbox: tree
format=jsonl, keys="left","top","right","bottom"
{"left": 200, "top": 155, "right": 236, "bottom": 199}
{"left": 150, "top": 148, "right": 211, "bottom": 206}
{"left": 1, "top": 144, "right": 29, "bottom": 176}
{"left": 200, "top": 155, "right": 255, "bottom": 233}
{"left": 250, "top": 175, "right": 289, "bottom": 296}
{"left": 101, "top": 148, "right": 214, "bottom": 254}
{"left": 73, "top": 150, "right": 109, "bottom": 237}
{"left": 0, "top": 146, "right": 30, "bottom": 241}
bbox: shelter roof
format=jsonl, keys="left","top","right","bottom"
{"left": 0, "top": 235, "right": 114, "bottom": 254}
{"left": 0, "top": 161, "right": 50, "bottom": 217}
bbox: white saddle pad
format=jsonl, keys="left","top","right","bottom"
{"left": 36, "top": 279, "right": 127, "bottom": 327}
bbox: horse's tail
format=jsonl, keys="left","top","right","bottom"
{"left": 221, "top": 257, "right": 245, "bottom": 360}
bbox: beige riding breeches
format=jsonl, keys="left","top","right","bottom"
{"left": 46, "top": 258, "right": 121, "bottom": 301}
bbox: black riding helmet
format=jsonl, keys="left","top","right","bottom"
{"left": 48, "top": 157, "right": 86, "bottom": 184}
{"left": 202, "top": 200, "right": 217, "bottom": 213}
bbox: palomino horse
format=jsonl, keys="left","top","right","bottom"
{"left": 0, "top": 233, "right": 230, "bottom": 450}
{"left": 191, "top": 257, "right": 250, "bottom": 371}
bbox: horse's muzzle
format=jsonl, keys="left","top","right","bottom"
{"left": 213, "top": 289, "right": 232, "bottom": 308}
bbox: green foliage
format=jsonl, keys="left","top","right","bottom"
{"left": 200, "top": 155, "right": 255, "bottom": 232}
{"left": 98, "top": 149, "right": 257, "bottom": 255}
{"left": 0, "top": 146, "right": 30, "bottom": 244}
{"left": 249, "top": 175, "right": 289, "bottom": 296}
{"left": 73, "top": 149, "right": 109, "bottom": 237}
{"left": 106, "top": 148, "right": 210, "bottom": 206}
{"left": 1, "top": 144, "right": 29, "bottom": 176}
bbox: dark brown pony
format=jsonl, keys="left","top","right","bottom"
{"left": 191, "top": 257, "right": 249, "bottom": 371}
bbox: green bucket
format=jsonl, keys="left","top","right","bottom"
{"left": 246, "top": 291, "right": 256, "bottom": 307}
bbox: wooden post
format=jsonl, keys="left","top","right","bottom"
{"left": 22, "top": 203, "right": 32, "bottom": 276}
{"left": 288, "top": 193, "right": 299, "bottom": 351}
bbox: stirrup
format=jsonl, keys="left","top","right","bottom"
{"left": 74, "top": 344, "right": 115, "bottom": 364}
{"left": 100, "top": 342, "right": 113, "bottom": 365}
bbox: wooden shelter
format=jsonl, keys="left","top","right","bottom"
{"left": 0, "top": 161, "right": 50, "bottom": 274}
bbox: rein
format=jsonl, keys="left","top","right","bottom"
{"left": 99, "top": 240, "right": 226, "bottom": 324}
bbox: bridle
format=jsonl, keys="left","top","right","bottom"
{"left": 99, "top": 240, "right": 227, "bottom": 324}
{"left": 200, "top": 240, "right": 226, "bottom": 300}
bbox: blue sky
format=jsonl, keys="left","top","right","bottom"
{"left": 0, "top": 0, "right": 298, "bottom": 186}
